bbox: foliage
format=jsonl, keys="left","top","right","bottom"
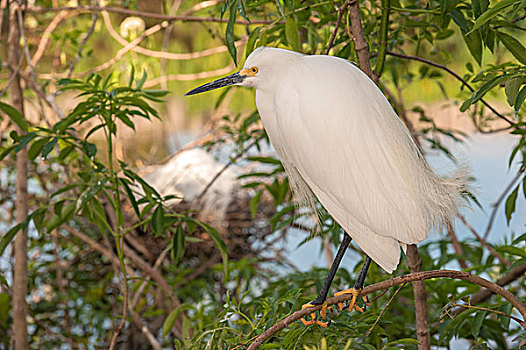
{"left": 0, "top": 0, "right": 525, "bottom": 349}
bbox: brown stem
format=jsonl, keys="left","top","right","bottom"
{"left": 347, "top": 0, "right": 374, "bottom": 81}
{"left": 9, "top": 3, "right": 29, "bottom": 349}
{"left": 406, "top": 245, "right": 431, "bottom": 350}
{"left": 325, "top": 0, "right": 349, "bottom": 55}
{"left": 247, "top": 270, "right": 526, "bottom": 349}
{"left": 458, "top": 215, "right": 511, "bottom": 267}
{"left": 447, "top": 221, "right": 469, "bottom": 269}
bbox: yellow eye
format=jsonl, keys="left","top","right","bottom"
{"left": 251, "top": 67, "right": 258, "bottom": 74}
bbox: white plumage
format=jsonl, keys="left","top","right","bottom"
{"left": 243, "top": 47, "right": 464, "bottom": 273}
{"left": 186, "top": 46, "right": 466, "bottom": 274}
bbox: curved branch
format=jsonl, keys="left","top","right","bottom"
{"left": 38, "top": 20, "right": 169, "bottom": 79}
{"left": 142, "top": 65, "right": 236, "bottom": 88}
{"left": 385, "top": 50, "right": 515, "bottom": 126}
{"left": 101, "top": 10, "right": 249, "bottom": 61}
{"left": 247, "top": 270, "right": 526, "bottom": 350}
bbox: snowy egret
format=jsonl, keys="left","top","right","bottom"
{"left": 186, "top": 47, "right": 464, "bottom": 326}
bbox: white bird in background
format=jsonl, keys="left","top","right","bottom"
{"left": 186, "top": 47, "right": 465, "bottom": 326}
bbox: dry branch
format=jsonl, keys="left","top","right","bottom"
{"left": 101, "top": 10, "right": 249, "bottom": 61}
{"left": 247, "top": 270, "right": 526, "bottom": 350}
{"left": 24, "top": 5, "right": 280, "bottom": 25}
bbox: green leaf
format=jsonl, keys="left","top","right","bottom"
{"left": 28, "top": 137, "right": 51, "bottom": 160}
{"left": 504, "top": 185, "right": 519, "bottom": 225}
{"left": 47, "top": 201, "right": 76, "bottom": 232}
{"left": 162, "top": 307, "right": 180, "bottom": 337}
{"left": 472, "top": 311, "right": 486, "bottom": 339}
{"left": 41, "top": 137, "right": 58, "bottom": 158}
{"left": 32, "top": 208, "right": 47, "bottom": 235}
{"left": 515, "top": 85, "right": 526, "bottom": 115}
{"left": 245, "top": 27, "right": 261, "bottom": 60}
{"left": 246, "top": 156, "right": 282, "bottom": 165}
{"left": 496, "top": 31, "right": 526, "bottom": 65}
{"left": 58, "top": 144, "right": 75, "bottom": 162}
{"left": 236, "top": 0, "right": 249, "bottom": 21}
{"left": 82, "top": 142, "right": 97, "bottom": 158}
{"left": 505, "top": 76, "right": 524, "bottom": 106}
{"left": 152, "top": 204, "right": 165, "bottom": 235}
{"left": 0, "top": 145, "right": 16, "bottom": 161}
{"left": 0, "top": 223, "right": 22, "bottom": 256}
{"left": 508, "top": 137, "right": 525, "bottom": 167}
{"left": 171, "top": 224, "right": 185, "bottom": 263}
{"left": 119, "top": 178, "right": 140, "bottom": 218}
{"left": 0, "top": 102, "right": 28, "bottom": 131}
{"left": 249, "top": 190, "right": 262, "bottom": 219}
{"left": 470, "top": 0, "right": 521, "bottom": 33}
{"left": 197, "top": 221, "right": 229, "bottom": 279}
{"left": 0, "top": 275, "right": 7, "bottom": 287}
{"left": 499, "top": 303, "right": 513, "bottom": 330}
{"left": 225, "top": 3, "right": 237, "bottom": 64}
{"left": 285, "top": 16, "right": 300, "bottom": 51}
{"left": 499, "top": 245, "right": 526, "bottom": 259}
{"left": 463, "top": 30, "right": 483, "bottom": 65}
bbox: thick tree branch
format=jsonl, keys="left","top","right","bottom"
{"left": 348, "top": 0, "right": 374, "bottom": 81}
{"left": 247, "top": 270, "right": 526, "bottom": 350}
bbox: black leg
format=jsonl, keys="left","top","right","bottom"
{"left": 354, "top": 256, "right": 372, "bottom": 290}
{"left": 311, "top": 234, "right": 352, "bottom": 305}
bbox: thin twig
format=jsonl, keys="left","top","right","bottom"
{"left": 458, "top": 214, "right": 511, "bottom": 266}
{"left": 38, "top": 20, "right": 170, "bottom": 79}
{"left": 247, "top": 270, "right": 526, "bottom": 350}
{"left": 128, "top": 308, "right": 163, "bottom": 350}
{"left": 325, "top": 0, "right": 349, "bottom": 55}
{"left": 447, "top": 220, "right": 469, "bottom": 269}
{"left": 29, "top": 10, "right": 70, "bottom": 68}
{"left": 66, "top": 9, "right": 98, "bottom": 79}
{"left": 483, "top": 167, "right": 524, "bottom": 239}
{"left": 143, "top": 65, "right": 236, "bottom": 88}
{"left": 385, "top": 50, "right": 516, "bottom": 126}
{"left": 365, "top": 282, "right": 407, "bottom": 336}
{"left": 448, "top": 300, "right": 524, "bottom": 326}
{"left": 101, "top": 10, "right": 249, "bottom": 61}
{"left": 196, "top": 137, "right": 263, "bottom": 202}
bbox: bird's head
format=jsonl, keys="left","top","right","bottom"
{"left": 185, "top": 47, "right": 301, "bottom": 96}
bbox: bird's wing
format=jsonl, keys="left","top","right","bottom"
{"left": 272, "top": 57, "right": 436, "bottom": 272}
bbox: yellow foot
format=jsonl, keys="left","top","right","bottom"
{"left": 299, "top": 301, "right": 330, "bottom": 327}
{"left": 334, "top": 288, "right": 369, "bottom": 313}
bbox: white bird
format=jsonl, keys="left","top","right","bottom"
{"left": 186, "top": 47, "right": 465, "bottom": 326}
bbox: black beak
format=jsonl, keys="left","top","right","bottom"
{"left": 185, "top": 71, "right": 246, "bottom": 96}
